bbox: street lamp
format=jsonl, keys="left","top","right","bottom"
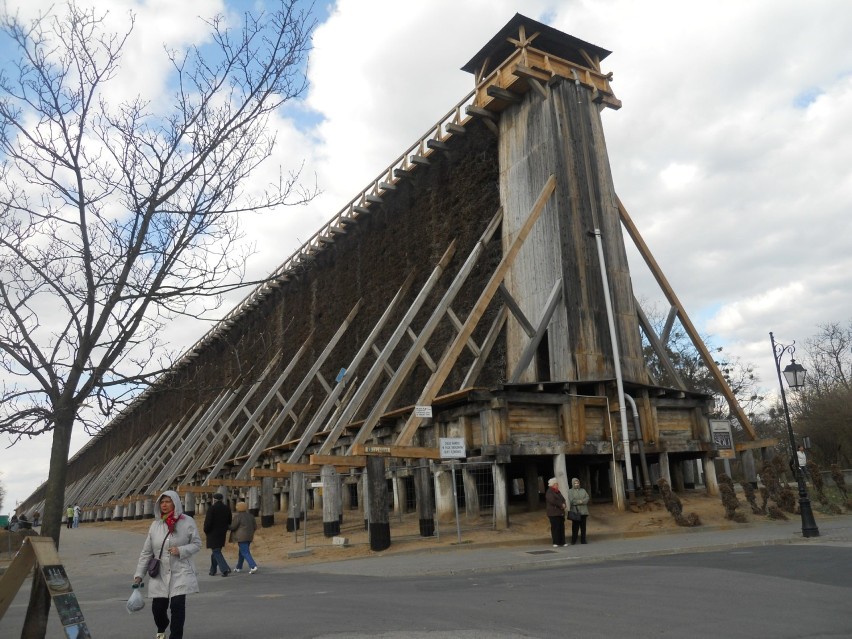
{"left": 769, "top": 332, "right": 819, "bottom": 537}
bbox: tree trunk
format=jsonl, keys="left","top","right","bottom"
{"left": 22, "top": 414, "right": 74, "bottom": 639}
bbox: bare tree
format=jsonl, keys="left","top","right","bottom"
{"left": 640, "top": 302, "right": 765, "bottom": 425}
{"left": 0, "top": 2, "right": 316, "bottom": 635}
{"left": 794, "top": 320, "right": 852, "bottom": 466}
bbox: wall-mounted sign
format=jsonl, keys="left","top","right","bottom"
{"left": 414, "top": 405, "right": 433, "bottom": 418}
{"left": 710, "top": 420, "right": 735, "bottom": 459}
{"left": 439, "top": 437, "right": 466, "bottom": 459}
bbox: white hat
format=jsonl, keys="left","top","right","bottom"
{"left": 547, "top": 478, "right": 558, "bottom": 487}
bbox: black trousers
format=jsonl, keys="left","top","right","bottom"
{"left": 548, "top": 515, "right": 566, "bottom": 546}
{"left": 152, "top": 594, "right": 186, "bottom": 639}
{"left": 571, "top": 515, "right": 588, "bottom": 543}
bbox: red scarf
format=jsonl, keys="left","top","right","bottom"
{"left": 163, "top": 511, "right": 182, "bottom": 534}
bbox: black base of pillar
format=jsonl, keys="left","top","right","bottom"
{"left": 369, "top": 522, "right": 391, "bottom": 551}
{"left": 144, "top": 513, "right": 154, "bottom": 519}
{"left": 364, "top": 519, "right": 368, "bottom": 531}
{"left": 260, "top": 514, "right": 274, "bottom": 528}
{"left": 114, "top": 516, "right": 123, "bottom": 522}
{"left": 250, "top": 508, "right": 260, "bottom": 517}
{"left": 684, "top": 482, "right": 696, "bottom": 489}
{"left": 286, "top": 517, "right": 301, "bottom": 532}
{"left": 135, "top": 515, "right": 143, "bottom": 520}
{"left": 323, "top": 521, "right": 341, "bottom": 537}
{"left": 419, "top": 518, "right": 435, "bottom": 537}
{"left": 97, "top": 517, "right": 104, "bottom": 522}
{"left": 184, "top": 510, "right": 194, "bottom": 517}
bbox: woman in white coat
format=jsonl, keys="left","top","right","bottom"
{"left": 134, "top": 490, "right": 201, "bottom": 639}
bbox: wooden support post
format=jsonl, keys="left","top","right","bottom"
{"left": 671, "top": 459, "right": 685, "bottom": 492}
{"left": 321, "top": 465, "right": 341, "bottom": 537}
{"left": 287, "top": 472, "right": 305, "bottom": 531}
{"left": 143, "top": 497, "right": 155, "bottom": 519}
{"left": 113, "top": 503, "right": 124, "bottom": 521}
{"left": 492, "top": 463, "right": 509, "bottom": 530}
{"left": 414, "top": 459, "right": 435, "bottom": 537}
{"left": 366, "top": 456, "right": 391, "bottom": 551}
{"left": 135, "top": 497, "right": 146, "bottom": 520}
{"left": 183, "top": 492, "right": 196, "bottom": 517}
{"left": 261, "top": 477, "right": 275, "bottom": 528}
{"left": 126, "top": 500, "right": 137, "bottom": 520}
{"left": 524, "top": 461, "right": 539, "bottom": 511}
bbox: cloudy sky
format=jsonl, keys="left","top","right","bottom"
{"left": 2, "top": 0, "right": 851, "bottom": 513}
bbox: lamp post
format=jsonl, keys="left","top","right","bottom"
{"left": 769, "top": 332, "right": 819, "bottom": 537}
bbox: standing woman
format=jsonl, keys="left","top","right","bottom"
{"left": 567, "top": 477, "right": 590, "bottom": 544}
{"left": 229, "top": 501, "right": 260, "bottom": 573}
{"left": 134, "top": 491, "right": 201, "bottom": 639}
{"left": 545, "top": 477, "right": 567, "bottom": 547}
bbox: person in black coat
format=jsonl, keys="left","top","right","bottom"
{"left": 203, "top": 493, "right": 232, "bottom": 576}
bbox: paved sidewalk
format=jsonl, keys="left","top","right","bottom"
{"left": 3, "top": 513, "right": 852, "bottom": 583}
{"left": 287, "top": 514, "right": 852, "bottom": 577}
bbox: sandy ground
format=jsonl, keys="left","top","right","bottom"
{"left": 47, "top": 489, "right": 812, "bottom": 569}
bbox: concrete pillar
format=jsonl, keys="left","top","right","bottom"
{"left": 553, "top": 453, "right": 568, "bottom": 495}
{"left": 342, "top": 479, "right": 353, "bottom": 510}
{"left": 658, "top": 452, "right": 672, "bottom": 487}
{"left": 610, "top": 460, "right": 626, "bottom": 512}
{"left": 683, "top": 460, "right": 696, "bottom": 489}
{"left": 287, "top": 472, "right": 303, "bottom": 532}
{"left": 126, "top": 501, "right": 136, "bottom": 520}
{"left": 112, "top": 504, "right": 123, "bottom": 521}
{"left": 392, "top": 471, "right": 405, "bottom": 516}
{"left": 135, "top": 498, "right": 145, "bottom": 520}
{"left": 462, "top": 466, "right": 480, "bottom": 520}
{"left": 703, "top": 454, "right": 719, "bottom": 496}
{"left": 414, "top": 459, "right": 435, "bottom": 537}
{"left": 492, "top": 463, "right": 509, "bottom": 530}
{"left": 249, "top": 486, "right": 260, "bottom": 516}
{"left": 434, "top": 465, "right": 455, "bottom": 523}
{"left": 260, "top": 477, "right": 275, "bottom": 527}
{"left": 741, "top": 449, "right": 758, "bottom": 487}
{"left": 321, "top": 465, "right": 342, "bottom": 537}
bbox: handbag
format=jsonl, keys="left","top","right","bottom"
{"left": 146, "top": 535, "right": 168, "bottom": 578}
{"left": 567, "top": 507, "right": 581, "bottom": 522}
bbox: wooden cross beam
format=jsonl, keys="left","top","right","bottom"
{"left": 351, "top": 444, "right": 441, "bottom": 459}
{"left": 309, "top": 454, "right": 367, "bottom": 468}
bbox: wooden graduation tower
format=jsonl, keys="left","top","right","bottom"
{"left": 19, "top": 15, "right": 763, "bottom": 527}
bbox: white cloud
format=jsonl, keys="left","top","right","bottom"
{"left": 3, "top": 0, "right": 852, "bottom": 511}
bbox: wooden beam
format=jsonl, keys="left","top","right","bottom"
{"left": 352, "top": 444, "right": 442, "bottom": 459}
{"left": 486, "top": 85, "right": 523, "bottom": 104}
{"left": 426, "top": 138, "right": 450, "bottom": 151}
{"left": 617, "top": 197, "right": 757, "bottom": 439}
{"left": 735, "top": 438, "right": 779, "bottom": 452}
{"left": 395, "top": 175, "right": 556, "bottom": 446}
{"left": 445, "top": 122, "right": 466, "bottom": 135}
{"left": 309, "top": 454, "right": 367, "bottom": 467}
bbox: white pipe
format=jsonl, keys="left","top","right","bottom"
{"left": 592, "top": 228, "right": 636, "bottom": 504}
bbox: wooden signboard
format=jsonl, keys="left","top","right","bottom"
{"left": 0, "top": 537, "right": 91, "bottom": 638}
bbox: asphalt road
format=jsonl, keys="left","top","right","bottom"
{"left": 4, "top": 544, "right": 851, "bottom": 638}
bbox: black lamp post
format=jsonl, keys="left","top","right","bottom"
{"left": 769, "top": 331, "right": 819, "bottom": 537}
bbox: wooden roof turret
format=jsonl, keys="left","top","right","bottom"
{"left": 461, "top": 13, "right": 620, "bottom": 112}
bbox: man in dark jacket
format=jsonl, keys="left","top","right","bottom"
{"left": 203, "top": 493, "right": 232, "bottom": 576}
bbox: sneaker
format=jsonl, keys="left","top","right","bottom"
{"left": 156, "top": 633, "right": 166, "bottom": 639}
{"left": 249, "top": 566, "right": 258, "bottom": 574}
{"left": 552, "top": 544, "right": 558, "bottom": 547}
{"left": 233, "top": 568, "right": 241, "bottom": 573}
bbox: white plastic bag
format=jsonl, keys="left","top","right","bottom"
{"left": 126, "top": 584, "right": 145, "bottom": 613}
